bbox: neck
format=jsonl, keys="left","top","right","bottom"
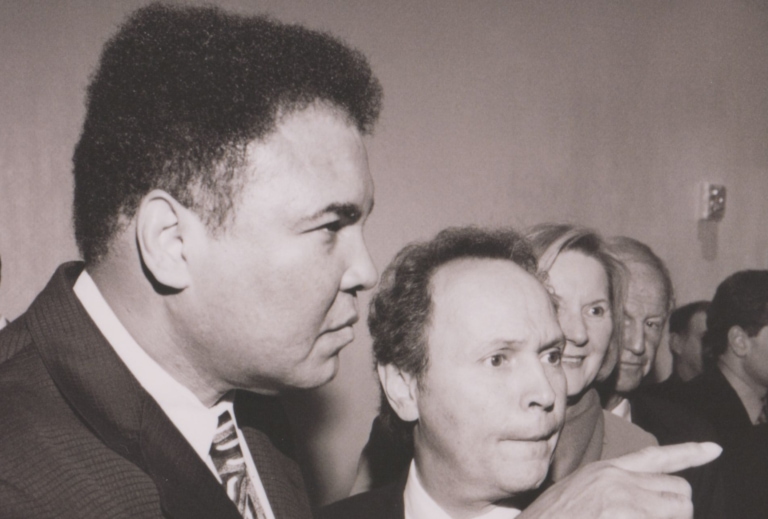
{"left": 88, "top": 259, "right": 226, "bottom": 407}
{"left": 719, "top": 355, "right": 768, "bottom": 400}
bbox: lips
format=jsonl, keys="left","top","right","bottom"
{"left": 507, "top": 423, "right": 561, "bottom": 443}
{"left": 324, "top": 314, "right": 359, "bottom": 334}
{"left": 561, "top": 356, "right": 586, "bottom": 367}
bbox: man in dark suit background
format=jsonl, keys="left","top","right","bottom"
{"left": 674, "top": 270, "right": 768, "bottom": 451}
{"left": 0, "top": 4, "right": 382, "bottom": 517}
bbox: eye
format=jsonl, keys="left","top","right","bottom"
{"left": 487, "top": 354, "right": 507, "bottom": 367}
{"left": 587, "top": 305, "right": 606, "bottom": 317}
{"left": 321, "top": 220, "right": 343, "bottom": 233}
{"left": 646, "top": 320, "right": 662, "bottom": 331}
{"left": 542, "top": 349, "right": 562, "bottom": 366}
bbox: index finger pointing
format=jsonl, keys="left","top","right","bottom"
{"left": 610, "top": 442, "right": 722, "bottom": 474}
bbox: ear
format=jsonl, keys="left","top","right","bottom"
{"left": 728, "top": 326, "right": 750, "bottom": 357}
{"left": 669, "top": 333, "right": 683, "bottom": 355}
{"left": 377, "top": 363, "right": 420, "bottom": 422}
{"left": 136, "top": 190, "right": 193, "bottom": 291}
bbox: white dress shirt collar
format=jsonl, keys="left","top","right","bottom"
{"left": 404, "top": 461, "right": 521, "bottom": 519}
{"left": 74, "top": 269, "right": 276, "bottom": 519}
{"left": 73, "top": 270, "right": 222, "bottom": 472}
{"left": 610, "top": 396, "right": 633, "bottom": 422}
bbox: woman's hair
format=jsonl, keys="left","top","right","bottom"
{"left": 526, "top": 223, "right": 627, "bottom": 382}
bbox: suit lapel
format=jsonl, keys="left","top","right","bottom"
{"left": 26, "top": 263, "right": 242, "bottom": 519}
{"left": 140, "top": 402, "right": 242, "bottom": 519}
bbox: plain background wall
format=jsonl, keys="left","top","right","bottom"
{"left": 2, "top": 0, "right": 767, "bottom": 506}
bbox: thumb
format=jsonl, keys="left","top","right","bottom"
{"left": 611, "top": 442, "right": 722, "bottom": 474}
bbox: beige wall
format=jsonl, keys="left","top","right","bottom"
{"left": 2, "top": 0, "right": 767, "bottom": 506}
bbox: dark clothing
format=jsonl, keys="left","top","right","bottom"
{"left": 318, "top": 472, "right": 406, "bottom": 519}
{"left": 670, "top": 368, "right": 753, "bottom": 451}
{"left": 360, "top": 415, "right": 413, "bottom": 490}
{"left": 630, "top": 389, "right": 719, "bottom": 445}
{"left": 628, "top": 390, "right": 725, "bottom": 519}
{"left": 0, "top": 262, "right": 312, "bottom": 519}
{"left": 720, "top": 423, "right": 768, "bottom": 519}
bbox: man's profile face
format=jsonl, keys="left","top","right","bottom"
{"left": 184, "top": 103, "right": 377, "bottom": 394}
{"left": 616, "top": 261, "right": 668, "bottom": 393}
{"left": 413, "top": 259, "right": 565, "bottom": 506}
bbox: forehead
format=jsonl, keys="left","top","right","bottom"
{"left": 240, "top": 104, "right": 372, "bottom": 216}
{"left": 548, "top": 250, "right": 609, "bottom": 295}
{"left": 689, "top": 311, "right": 708, "bottom": 332}
{"left": 427, "top": 259, "right": 561, "bottom": 356}
{"left": 625, "top": 261, "right": 667, "bottom": 315}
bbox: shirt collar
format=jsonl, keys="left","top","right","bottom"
{"left": 610, "top": 396, "right": 633, "bottom": 422}
{"left": 404, "top": 460, "right": 520, "bottom": 519}
{"left": 73, "top": 270, "right": 222, "bottom": 464}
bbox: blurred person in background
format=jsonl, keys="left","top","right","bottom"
{"left": 669, "top": 301, "right": 711, "bottom": 383}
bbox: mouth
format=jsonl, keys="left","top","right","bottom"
{"left": 324, "top": 314, "right": 360, "bottom": 335}
{"left": 509, "top": 425, "right": 560, "bottom": 443}
{"left": 561, "top": 356, "right": 586, "bottom": 367}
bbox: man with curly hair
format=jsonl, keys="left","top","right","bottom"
{"left": 0, "top": 4, "right": 381, "bottom": 518}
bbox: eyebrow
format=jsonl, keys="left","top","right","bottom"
{"left": 538, "top": 337, "right": 565, "bottom": 353}
{"left": 302, "top": 199, "right": 373, "bottom": 225}
{"left": 493, "top": 336, "right": 564, "bottom": 354}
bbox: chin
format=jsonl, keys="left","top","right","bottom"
{"left": 295, "top": 356, "right": 342, "bottom": 390}
{"left": 497, "top": 464, "right": 550, "bottom": 494}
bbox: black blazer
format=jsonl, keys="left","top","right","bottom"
{"left": 318, "top": 472, "right": 407, "bottom": 519}
{"left": 0, "top": 262, "right": 312, "bottom": 519}
{"left": 628, "top": 389, "right": 724, "bottom": 519}
{"left": 672, "top": 367, "right": 753, "bottom": 451}
{"left": 720, "top": 423, "right": 768, "bottom": 519}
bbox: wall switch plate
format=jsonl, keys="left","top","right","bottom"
{"left": 698, "top": 182, "right": 726, "bottom": 221}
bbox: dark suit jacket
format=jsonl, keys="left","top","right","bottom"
{"left": 627, "top": 389, "right": 725, "bottom": 519}
{"left": 720, "top": 423, "right": 768, "bottom": 519}
{"left": 671, "top": 367, "right": 753, "bottom": 451}
{"left": 0, "top": 262, "right": 312, "bottom": 519}
{"left": 318, "top": 472, "right": 406, "bottom": 519}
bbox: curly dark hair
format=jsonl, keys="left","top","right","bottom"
{"left": 73, "top": 2, "right": 383, "bottom": 265}
{"left": 703, "top": 270, "right": 768, "bottom": 359}
{"left": 369, "top": 226, "right": 539, "bottom": 447}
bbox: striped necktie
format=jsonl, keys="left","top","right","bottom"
{"left": 210, "top": 410, "right": 267, "bottom": 519}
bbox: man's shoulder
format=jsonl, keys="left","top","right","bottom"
{"left": 317, "top": 479, "right": 405, "bottom": 519}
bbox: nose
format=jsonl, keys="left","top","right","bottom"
{"left": 520, "top": 356, "right": 559, "bottom": 412}
{"left": 340, "top": 232, "right": 378, "bottom": 293}
{"left": 622, "top": 318, "right": 645, "bottom": 356}
{"left": 559, "top": 307, "right": 588, "bottom": 348}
